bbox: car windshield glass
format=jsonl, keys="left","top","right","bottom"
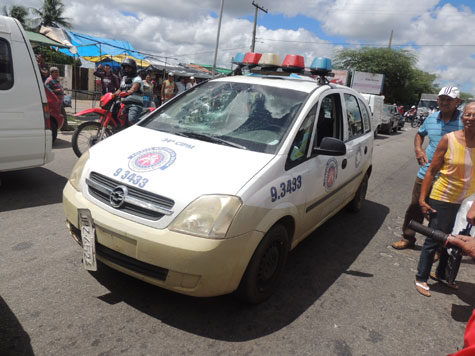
{"left": 140, "top": 81, "right": 308, "bottom": 154}
{"left": 419, "top": 100, "right": 437, "bottom": 109}
{"left": 383, "top": 105, "right": 393, "bottom": 115}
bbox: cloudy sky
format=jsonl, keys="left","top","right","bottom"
{"left": 7, "top": 0, "right": 475, "bottom": 95}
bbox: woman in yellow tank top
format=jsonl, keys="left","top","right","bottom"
{"left": 415, "top": 102, "right": 475, "bottom": 296}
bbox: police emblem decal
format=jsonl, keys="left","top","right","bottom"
{"left": 324, "top": 158, "right": 338, "bottom": 191}
{"left": 128, "top": 147, "right": 176, "bottom": 172}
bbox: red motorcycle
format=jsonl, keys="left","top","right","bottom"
{"left": 72, "top": 92, "right": 155, "bottom": 157}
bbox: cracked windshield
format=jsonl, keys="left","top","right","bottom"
{"left": 141, "top": 81, "right": 307, "bottom": 153}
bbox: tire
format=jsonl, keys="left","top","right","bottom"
{"left": 348, "top": 174, "right": 368, "bottom": 212}
{"left": 72, "top": 121, "right": 112, "bottom": 158}
{"left": 411, "top": 119, "right": 419, "bottom": 128}
{"left": 373, "top": 126, "right": 379, "bottom": 138}
{"left": 236, "top": 224, "right": 289, "bottom": 304}
{"left": 51, "top": 119, "right": 58, "bottom": 143}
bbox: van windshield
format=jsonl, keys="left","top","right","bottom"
{"left": 140, "top": 81, "right": 308, "bottom": 154}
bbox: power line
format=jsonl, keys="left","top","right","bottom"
{"left": 256, "top": 37, "right": 475, "bottom": 47}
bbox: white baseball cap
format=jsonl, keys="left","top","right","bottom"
{"left": 438, "top": 86, "right": 460, "bottom": 99}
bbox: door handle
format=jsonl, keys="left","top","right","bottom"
{"left": 342, "top": 159, "right": 347, "bottom": 169}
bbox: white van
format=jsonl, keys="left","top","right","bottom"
{"left": 361, "top": 93, "right": 384, "bottom": 137}
{"left": 63, "top": 63, "right": 373, "bottom": 303}
{"left": 0, "top": 15, "right": 54, "bottom": 172}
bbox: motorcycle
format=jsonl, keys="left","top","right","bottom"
{"left": 72, "top": 92, "right": 155, "bottom": 157}
{"left": 411, "top": 115, "right": 425, "bottom": 128}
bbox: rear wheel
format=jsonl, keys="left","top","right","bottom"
{"left": 411, "top": 118, "right": 419, "bottom": 128}
{"left": 348, "top": 174, "right": 369, "bottom": 212}
{"left": 236, "top": 224, "right": 289, "bottom": 304}
{"left": 72, "top": 121, "right": 112, "bottom": 157}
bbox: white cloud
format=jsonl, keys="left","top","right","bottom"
{"left": 4, "top": 0, "right": 475, "bottom": 94}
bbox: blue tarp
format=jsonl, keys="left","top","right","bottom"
{"left": 60, "top": 31, "right": 145, "bottom": 59}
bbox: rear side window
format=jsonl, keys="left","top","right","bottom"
{"left": 344, "top": 93, "right": 363, "bottom": 140}
{"left": 358, "top": 99, "right": 372, "bottom": 133}
{"left": 0, "top": 39, "right": 13, "bottom": 90}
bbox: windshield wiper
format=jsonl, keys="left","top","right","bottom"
{"left": 175, "top": 131, "right": 247, "bottom": 150}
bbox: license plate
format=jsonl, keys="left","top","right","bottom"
{"left": 79, "top": 209, "right": 97, "bottom": 271}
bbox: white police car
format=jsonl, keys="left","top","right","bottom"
{"left": 63, "top": 54, "right": 373, "bottom": 303}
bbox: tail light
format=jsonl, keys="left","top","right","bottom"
{"left": 43, "top": 103, "right": 51, "bottom": 129}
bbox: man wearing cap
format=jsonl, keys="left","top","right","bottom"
{"left": 186, "top": 76, "right": 196, "bottom": 90}
{"left": 392, "top": 86, "right": 463, "bottom": 250}
{"left": 161, "top": 72, "right": 178, "bottom": 104}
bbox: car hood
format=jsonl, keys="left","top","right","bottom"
{"left": 86, "top": 125, "right": 274, "bottom": 200}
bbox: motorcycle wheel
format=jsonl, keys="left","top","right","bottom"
{"left": 72, "top": 121, "right": 113, "bottom": 158}
{"left": 411, "top": 119, "right": 419, "bottom": 128}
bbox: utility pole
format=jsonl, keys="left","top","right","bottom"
{"left": 388, "top": 29, "right": 393, "bottom": 48}
{"left": 212, "top": 0, "right": 224, "bottom": 78}
{"left": 250, "top": 1, "right": 268, "bottom": 52}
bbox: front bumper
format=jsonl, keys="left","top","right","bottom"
{"left": 63, "top": 182, "right": 263, "bottom": 297}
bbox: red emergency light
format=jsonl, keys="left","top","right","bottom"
{"left": 282, "top": 55, "right": 305, "bottom": 73}
{"left": 243, "top": 52, "right": 262, "bottom": 67}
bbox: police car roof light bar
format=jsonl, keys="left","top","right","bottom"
{"left": 258, "top": 53, "right": 282, "bottom": 70}
{"left": 233, "top": 52, "right": 246, "bottom": 65}
{"left": 310, "top": 57, "right": 334, "bottom": 84}
{"left": 243, "top": 52, "right": 262, "bottom": 68}
{"left": 282, "top": 54, "right": 305, "bottom": 73}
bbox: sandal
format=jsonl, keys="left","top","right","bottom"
{"left": 415, "top": 281, "right": 431, "bottom": 297}
{"left": 430, "top": 272, "right": 459, "bottom": 290}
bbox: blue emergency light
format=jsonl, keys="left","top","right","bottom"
{"left": 233, "top": 52, "right": 246, "bottom": 65}
{"left": 310, "top": 57, "right": 332, "bottom": 74}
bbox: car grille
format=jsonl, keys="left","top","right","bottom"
{"left": 96, "top": 242, "right": 168, "bottom": 281}
{"left": 86, "top": 171, "right": 175, "bottom": 220}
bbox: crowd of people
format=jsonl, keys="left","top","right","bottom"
{"left": 92, "top": 59, "right": 198, "bottom": 111}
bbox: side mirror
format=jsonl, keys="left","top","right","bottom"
{"left": 313, "top": 137, "right": 346, "bottom": 156}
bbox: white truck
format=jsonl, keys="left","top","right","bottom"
{"left": 417, "top": 93, "right": 438, "bottom": 119}
{"left": 361, "top": 93, "right": 384, "bottom": 137}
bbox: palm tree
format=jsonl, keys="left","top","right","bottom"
{"left": 31, "top": 0, "right": 72, "bottom": 29}
{"left": 2, "top": 5, "right": 29, "bottom": 27}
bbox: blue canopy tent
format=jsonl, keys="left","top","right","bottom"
{"left": 59, "top": 31, "right": 148, "bottom": 68}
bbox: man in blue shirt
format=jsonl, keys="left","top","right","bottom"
{"left": 392, "top": 86, "right": 463, "bottom": 250}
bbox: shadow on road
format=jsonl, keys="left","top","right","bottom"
{"left": 0, "top": 167, "right": 67, "bottom": 212}
{"left": 53, "top": 137, "right": 72, "bottom": 150}
{"left": 0, "top": 297, "right": 35, "bottom": 356}
{"left": 89, "top": 199, "right": 389, "bottom": 341}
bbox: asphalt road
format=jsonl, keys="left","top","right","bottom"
{"left": 1, "top": 126, "right": 474, "bottom": 356}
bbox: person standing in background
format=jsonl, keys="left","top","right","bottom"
{"left": 161, "top": 72, "right": 178, "bottom": 104}
{"left": 142, "top": 73, "right": 154, "bottom": 107}
{"left": 93, "top": 63, "right": 120, "bottom": 95}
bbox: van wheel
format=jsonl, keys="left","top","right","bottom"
{"left": 348, "top": 174, "right": 368, "bottom": 212}
{"left": 236, "top": 224, "right": 289, "bottom": 304}
{"left": 51, "top": 119, "right": 58, "bottom": 143}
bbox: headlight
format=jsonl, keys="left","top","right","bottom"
{"left": 169, "top": 195, "right": 242, "bottom": 239}
{"left": 69, "top": 151, "right": 89, "bottom": 191}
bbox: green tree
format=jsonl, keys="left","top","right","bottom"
{"left": 32, "top": 0, "right": 71, "bottom": 29}
{"left": 2, "top": 5, "right": 29, "bottom": 27}
{"left": 334, "top": 47, "right": 437, "bottom": 105}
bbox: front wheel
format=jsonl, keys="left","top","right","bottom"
{"left": 348, "top": 174, "right": 369, "bottom": 212}
{"left": 72, "top": 121, "right": 112, "bottom": 157}
{"left": 411, "top": 119, "right": 419, "bottom": 128}
{"left": 236, "top": 224, "right": 289, "bottom": 304}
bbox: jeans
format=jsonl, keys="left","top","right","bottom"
{"left": 416, "top": 198, "right": 460, "bottom": 282}
{"left": 401, "top": 177, "right": 425, "bottom": 241}
{"left": 126, "top": 104, "right": 144, "bottom": 124}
